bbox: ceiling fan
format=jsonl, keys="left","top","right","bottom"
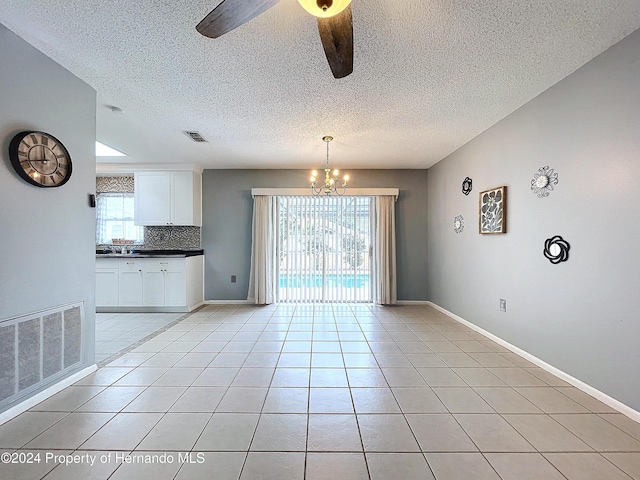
{"left": 196, "top": 0, "right": 354, "bottom": 78}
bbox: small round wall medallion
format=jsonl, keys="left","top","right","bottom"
{"left": 531, "top": 166, "right": 558, "bottom": 198}
{"left": 462, "top": 177, "right": 472, "bottom": 195}
{"left": 454, "top": 215, "right": 464, "bottom": 234}
{"left": 544, "top": 235, "right": 570, "bottom": 264}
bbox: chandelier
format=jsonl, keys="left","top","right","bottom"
{"left": 310, "top": 136, "right": 349, "bottom": 195}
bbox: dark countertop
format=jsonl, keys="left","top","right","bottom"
{"left": 96, "top": 249, "right": 204, "bottom": 258}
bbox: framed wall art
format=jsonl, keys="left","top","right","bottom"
{"left": 479, "top": 186, "right": 506, "bottom": 234}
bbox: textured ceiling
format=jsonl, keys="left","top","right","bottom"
{"left": 1, "top": 0, "right": 640, "bottom": 169}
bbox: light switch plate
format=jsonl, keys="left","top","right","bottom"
{"left": 500, "top": 299, "right": 507, "bottom": 312}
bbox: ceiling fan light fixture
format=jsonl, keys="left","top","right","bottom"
{"left": 298, "top": 0, "right": 351, "bottom": 18}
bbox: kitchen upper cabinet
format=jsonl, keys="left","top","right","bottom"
{"left": 134, "top": 171, "right": 202, "bottom": 226}
{"left": 135, "top": 172, "right": 170, "bottom": 225}
{"left": 171, "top": 172, "right": 200, "bottom": 226}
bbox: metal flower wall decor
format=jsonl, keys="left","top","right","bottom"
{"left": 531, "top": 166, "right": 559, "bottom": 198}
{"left": 454, "top": 215, "right": 464, "bottom": 234}
{"left": 479, "top": 186, "right": 506, "bottom": 234}
{"left": 462, "top": 177, "right": 472, "bottom": 195}
{"left": 544, "top": 235, "right": 570, "bottom": 264}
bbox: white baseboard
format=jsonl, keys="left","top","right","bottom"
{"left": 205, "top": 300, "right": 430, "bottom": 306}
{"left": 0, "top": 364, "right": 98, "bottom": 426}
{"left": 427, "top": 302, "right": 640, "bottom": 423}
{"left": 204, "top": 300, "right": 252, "bottom": 305}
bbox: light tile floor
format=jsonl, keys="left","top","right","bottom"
{"left": 96, "top": 312, "right": 185, "bottom": 363}
{"left": 2, "top": 304, "right": 640, "bottom": 479}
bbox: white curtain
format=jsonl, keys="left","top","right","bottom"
{"left": 247, "top": 195, "right": 278, "bottom": 304}
{"left": 95, "top": 192, "right": 144, "bottom": 245}
{"left": 374, "top": 195, "right": 397, "bottom": 305}
{"left": 95, "top": 193, "right": 109, "bottom": 244}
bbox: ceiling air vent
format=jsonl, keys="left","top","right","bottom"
{"left": 183, "top": 131, "right": 208, "bottom": 143}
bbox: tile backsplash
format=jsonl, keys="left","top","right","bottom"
{"left": 96, "top": 176, "right": 201, "bottom": 251}
{"left": 96, "top": 176, "right": 134, "bottom": 193}
{"left": 144, "top": 225, "right": 201, "bottom": 250}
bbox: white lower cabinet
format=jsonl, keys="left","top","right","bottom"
{"left": 96, "top": 259, "right": 119, "bottom": 307}
{"left": 96, "top": 256, "right": 203, "bottom": 312}
{"left": 119, "top": 259, "right": 144, "bottom": 306}
{"left": 164, "top": 261, "right": 188, "bottom": 306}
{"left": 142, "top": 259, "right": 187, "bottom": 307}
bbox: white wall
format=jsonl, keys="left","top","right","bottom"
{"left": 0, "top": 24, "right": 96, "bottom": 410}
{"left": 427, "top": 28, "right": 640, "bottom": 410}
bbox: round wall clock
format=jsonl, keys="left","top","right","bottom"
{"left": 9, "top": 131, "right": 72, "bottom": 188}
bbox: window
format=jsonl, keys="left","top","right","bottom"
{"left": 95, "top": 193, "right": 144, "bottom": 244}
{"left": 278, "top": 195, "right": 372, "bottom": 303}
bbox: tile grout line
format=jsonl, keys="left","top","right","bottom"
{"left": 340, "top": 305, "right": 372, "bottom": 480}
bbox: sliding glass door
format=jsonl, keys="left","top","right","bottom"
{"left": 278, "top": 196, "right": 372, "bottom": 303}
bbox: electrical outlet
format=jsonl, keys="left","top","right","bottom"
{"left": 231, "top": 275, "right": 237, "bottom": 283}
{"left": 500, "top": 299, "right": 507, "bottom": 312}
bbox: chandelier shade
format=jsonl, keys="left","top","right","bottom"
{"left": 297, "top": 0, "right": 352, "bottom": 18}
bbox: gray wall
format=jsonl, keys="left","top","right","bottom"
{"left": 202, "top": 169, "right": 428, "bottom": 301}
{"left": 426, "top": 29, "right": 640, "bottom": 410}
{"left": 0, "top": 24, "right": 96, "bottom": 409}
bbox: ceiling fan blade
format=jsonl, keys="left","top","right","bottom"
{"left": 317, "top": 5, "right": 353, "bottom": 79}
{"left": 196, "top": 0, "right": 281, "bottom": 38}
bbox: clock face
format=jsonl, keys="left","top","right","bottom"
{"left": 9, "top": 131, "right": 72, "bottom": 188}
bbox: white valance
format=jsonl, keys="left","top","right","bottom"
{"left": 251, "top": 188, "right": 399, "bottom": 200}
